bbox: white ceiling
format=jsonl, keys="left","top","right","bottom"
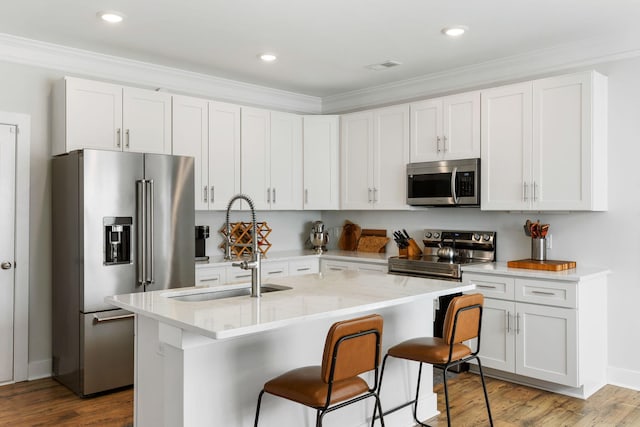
{"left": 0, "top": 0, "right": 638, "bottom": 97}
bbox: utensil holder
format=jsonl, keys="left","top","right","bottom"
{"left": 531, "top": 238, "right": 547, "bottom": 261}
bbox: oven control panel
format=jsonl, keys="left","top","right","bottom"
{"left": 423, "top": 229, "right": 495, "bottom": 245}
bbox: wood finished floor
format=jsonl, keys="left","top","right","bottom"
{"left": 0, "top": 374, "right": 639, "bottom": 426}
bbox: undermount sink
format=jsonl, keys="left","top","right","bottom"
{"left": 166, "top": 284, "right": 292, "bottom": 302}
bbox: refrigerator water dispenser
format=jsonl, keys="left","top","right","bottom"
{"left": 103, "top": 217, "right": 132, "bottom": 265}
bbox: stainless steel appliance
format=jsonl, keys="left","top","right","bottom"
{"left": 52, "top": 149, "right": 195, "bottom": 396}
{"left": 407, "top": 158, "right": 480, "bottom": 207}
{"left": 195, "top": 225, "right": 210, "bottom": 262}
{"left": 388, "top": 229, "right": 496, "bottom": 281}
{"left": 309, "top": 220, "right": 328, "bottom": 254}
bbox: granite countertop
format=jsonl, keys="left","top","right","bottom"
{"left": 462, "top": 262, "right": 610, "bottom": 281}
{"left": 106, "top": 271, "right": 473, "bottom": 340}
{"left": 196, "top": 249, "right": 393, "bottom": 267}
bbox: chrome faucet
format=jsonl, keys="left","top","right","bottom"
{"left": 225, "top": 194, "right": 261, "bottom": 297}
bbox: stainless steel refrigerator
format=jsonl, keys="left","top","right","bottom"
{"left": 52, "top": 149, "right": 195, "bottom": 396}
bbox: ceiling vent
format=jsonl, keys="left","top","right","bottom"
{"left": 366, "top": 60, "right": 402, "bottom": 71}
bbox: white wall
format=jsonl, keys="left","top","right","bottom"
{"left": 1, "top": 53, "right": 639, "bottom": 390}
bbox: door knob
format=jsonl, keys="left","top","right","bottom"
{"left": 1, "top": 261, "right": 12, "bottom": 270}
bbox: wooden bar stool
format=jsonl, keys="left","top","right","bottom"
{"left": 378, "top": 294, "right": 493, "bottom": 427}
{"left": 254, "top": 314, "right": 385, "bottom": 427}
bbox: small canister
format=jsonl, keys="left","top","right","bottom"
{"left": 531, "top": 238, "right": 547, "bottom": 261}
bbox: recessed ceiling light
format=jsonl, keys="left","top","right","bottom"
{"left": 97, "top": 11, "right": 125, "bottom": 24}
{"left": 259, "top": 53, "right": 278, "bottom": 62}
{"left": 442, "top": 26, "right": 468, "bottom": 37}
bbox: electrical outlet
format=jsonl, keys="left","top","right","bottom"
{"left": 546, "top": 234, "right": 552, "bottom": 249}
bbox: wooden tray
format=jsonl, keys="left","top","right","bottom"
{"left": 507, "top": 259, "right": 576, "bottom": 271}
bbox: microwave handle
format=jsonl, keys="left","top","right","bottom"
{"left": 451, "top": 167, "right": 459, "bottom": 204}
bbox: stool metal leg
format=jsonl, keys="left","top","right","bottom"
{"left": 254, "top": 389, "right": 265, "bottom": 427}
{"left": 475, "top": 357, "right": 494, "bottom": 426}
{"left": 442, "top": 365, "right": 452, "bottom": 427}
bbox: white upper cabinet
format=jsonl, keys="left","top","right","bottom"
{"left": 341, "top": 104, "right": 410, "bottom": 210}
{"left": 208, "top": 102, "right": 241, "bottom": 210}
{"left": 172, "top": 95, "right": 209, "bottom": 211}
{"left": 172, "top": 97, "right": 240, "bottom": 211}
{"left": 410, "top": 91, "right": 480, "bottom": 162}
{"left": 241, "top": 108, "right": 302, "bottom": 210}
{"left": 481, "top": 71, "right": 607, "bottom": 211}
{"left": 303, "top": 115, "right": 340, "bottom": 210}
{"left": 53, "top": 77, "right": 171, "bottom": 156}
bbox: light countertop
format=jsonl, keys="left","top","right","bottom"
{"left": 107, "top": 271, "right": 473, "bottom": 340}
{"left": 462, "top": 262, "right": 610, "bottom": 281}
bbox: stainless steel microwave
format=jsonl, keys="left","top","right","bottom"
{"left": 407, "top": 158, "right": 480, "bottom": 207}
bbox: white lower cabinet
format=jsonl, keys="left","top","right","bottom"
{"left": 320, "top": 259, "right": 387, "bottom": 274}
{"left": 464, "top": 270, "right": 605, "bottom": 397}
{"left": 196, "top": 258, "right": 319, "bottom": 286}
{"left": 195, "top": 266, "right": 226, "bottom": 287}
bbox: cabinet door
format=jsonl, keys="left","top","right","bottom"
{"left": 481, "top": 82, "right": 533, "bottom": 210}
{"left": 476, "top": 299, "right": 516, "bottom": 372}
{"left": 209, "top": 102, "right": 241, "bottom": 210}
{"left": 409, "top": 98, "right": 442, "bottom": 162}
{"left": 122, "top": 88, "right": 172, "bottom": 154}
{"left": 64, "top": 77, "right": 123, "bottom": 153}
{"left": 443, "top": 91, "right": 480, "bottom": 160}
{"left": 241, "top": 108, "right": 270, "bottom": 210}
{"left": 195, "top": 266, "right": 226, "bottom": 287}
{"left": 373, "top": 104, "right": 410, "bottom": 209}
{"left": 515, "top": 302, "right": 578, "bottom": 386}
{"left": 532, "top": 73, "right": 591, "bottom": 210}
{"left": 341, "top": 111, "right": 374, "bottom": 209}
{"left": 270, "top": 112, "right": 302, "bottom": 210}
{"left": 172, "top": 95, "right": 209, "bottom": 211}
{"left": 303, "top": 116, "right": 340, "bottom": 210}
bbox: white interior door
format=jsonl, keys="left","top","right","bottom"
{"left": 0, "top": 124, "right": 16, "bottom": 384}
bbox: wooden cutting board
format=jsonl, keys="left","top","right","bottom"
{"left": 507, "top": 259, "right": 577, "bottom": 271}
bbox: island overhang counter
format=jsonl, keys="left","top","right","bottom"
{"left": 107, "top": 270, "right": 475, "bottom": 427}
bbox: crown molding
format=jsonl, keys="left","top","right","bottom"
{"left": 0, "top": 33, "right": 322, "bottom": 114}
{"left": 321, "top": 33, "right": 640, "bottom": 113}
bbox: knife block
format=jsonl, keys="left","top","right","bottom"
{"left": 399, "top": 239, "right": 422, "bottom": 257}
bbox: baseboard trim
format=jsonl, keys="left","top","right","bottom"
{"left": 28, "top": 359, "right": 52, "bottom": 381}
{"left": 607, "top": 366, "right": 640, "bottom": 392}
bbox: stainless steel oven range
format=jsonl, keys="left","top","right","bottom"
{"left": 388, "top": 229, "right": 496, "bottom": 281}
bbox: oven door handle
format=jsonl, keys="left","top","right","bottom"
{"left": 451, "top": 167, "right": 459, "bottom": 204}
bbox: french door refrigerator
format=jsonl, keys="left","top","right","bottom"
{"left": 52, "top": 149, "right": 195, "bottom": 396}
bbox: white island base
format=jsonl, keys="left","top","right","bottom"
{"left": 109, "top": 271, "right": 474, "bottom": 427}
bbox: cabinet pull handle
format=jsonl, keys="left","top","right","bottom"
{"left": 368, "top": 188, "right": 372, "bottom": 203}
{"left": 267, "top": 188, "right": 271, "bottom": 203}
{"left": 476, "top": 284, "right": 497, "bottom": 289}
{"left": 297, "top": 267, "right": 311, "bottom": 271}
{"left": 531, "top": 290, "right": 555, "bottom": 296}
{"left": 273, "top": 188, "right": 276, "bottom": 204}
{"left": 305, "top": 189, "right": 309, "bottom": 204}
{"left": 200, "top": 277, "right": 219, "bottom": 282}
{"left": 236, "top": 274, "right": 251, "bottom": 279}
{"left": 268, "top": 270, "right": 283, "bottom": 275}
{"left": 211, "top": 186, "right": 214, "bottom": 203}
{"left": 523, "top": 182, "right": 528, "bottom": 201}
{"left": 506, "top": 311, "right": 511, "bottom": 333}
{"left": 436, "top": 136, "right": 441, "bottom": 153}
{"left": 443, "top": 135, "right": 448, "bottom": 152}
{"left": 373, "top": 188, "right": 378, "bottom": 202}
{"left": 516, "top": 313, "right": 521, "bottom": 334}
{"left": 329, "top": 267, "right": 343, "bottom": 271}
{"left": 116, "top": 128, "right": 122, "bottom": 148}
{"left": 125, "top": 129, "right": 130, "bottom": 149}
{"left": 533, "top": 182, "right": 537, "bottom": 202}
{"left": 204, "top": 186, "right": 208, "bottom": 203}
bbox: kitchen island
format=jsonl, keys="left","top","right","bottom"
{"left": 107, "top": 271, "right": 474, "bottom": 427}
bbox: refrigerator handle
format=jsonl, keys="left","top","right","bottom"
{"left": 146, "top": 179, "right": 155, "bottom": 284}
{"left": 136, "top": 180, "right": 146, "bottom": 285}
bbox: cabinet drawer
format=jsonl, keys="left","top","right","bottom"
{"left": 464, "top": 273, "right": 515, "bottom": 300}
{"left": 515, "top": 279, "right": 577, "bottom": 309}
{"left": 225, "top": 267, "right": 254, "bottom": 283}
{"left": 195, "top": 267, "right": 226, "bottom": 287}
{"left": 263, "top": 261, "right": 289, "bottom": 278}
{"left": 289, "top": 259, "right": 319, "bottom": 276}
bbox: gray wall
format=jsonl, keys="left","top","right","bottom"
{"left": 1, "top": 55, "right": 639, "bottom": 388}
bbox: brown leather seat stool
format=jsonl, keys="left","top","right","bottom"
{"left": 254, "top": 314, "right": 385, "bottom": 427}
{"left": 378, "top": 293, "right": 493, "bottom": 427}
